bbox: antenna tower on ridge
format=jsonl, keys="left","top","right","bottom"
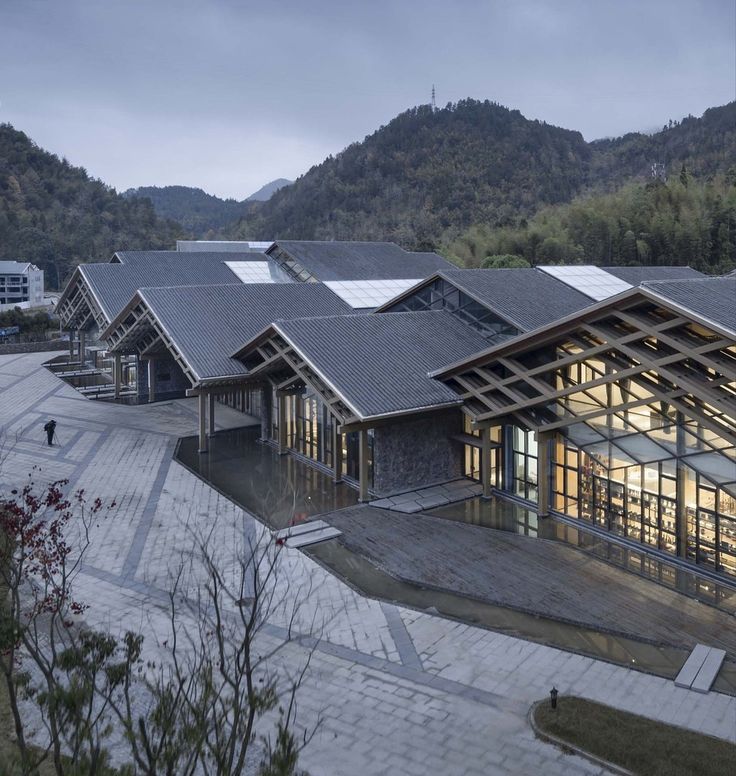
{"left": 431, "top": 84, "right": 436, "bottom": 111}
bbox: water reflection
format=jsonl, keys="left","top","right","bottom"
{"left": 427, "top": 497, "right": 736, "bottom": 614}
{"left": 176, "top": 426, "right": 358, "bottom": 529}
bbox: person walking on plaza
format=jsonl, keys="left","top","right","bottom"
{"left": 43, "top": 419, "right": 57, "bottom": 446}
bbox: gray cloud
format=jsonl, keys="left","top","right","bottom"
{"left": 1, "top": 0, "right": 734, "bottom": 198}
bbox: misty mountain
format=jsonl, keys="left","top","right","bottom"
{"left": 229, "top": 99, "right": 736, "bottom": 249}
{"left": 124, "top": 178, "right": 292, "bottom": 235}
{"left": 247, "top": 178, "right": 292, "bottom": 201}
{"left": 0, "top": 123, "right": 182, "bottom": 288}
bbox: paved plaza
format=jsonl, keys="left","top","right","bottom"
{"left": 2, "top": 351, "right": 735, "bottom": 775}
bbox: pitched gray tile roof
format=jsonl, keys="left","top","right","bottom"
{"left": 643, "top": 277, "right": 736, "bottom": 334}
{"left": 112, "top": 250, "right": 267, "bottom": 266}
{"left": 274, "top": 311, "right": 489, "bottom": 419}
{"left": 138, "top": 283, "right": 353, "bottom": 381}
{"left": 269, "top": 240, "right": 453, "bottom": 281}
{"left": 437, "top": 268, "right": 593, "bottom": 331}
{"left": 603, "top": 265, "right": 704, "bottom": 284}
{"left": 79, "top": 259, "right": 262, "bottom": 324}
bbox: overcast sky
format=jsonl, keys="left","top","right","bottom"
{"left": 1, "top": 0, "right": 734, "bottom": 199}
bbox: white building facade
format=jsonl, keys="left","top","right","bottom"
{"left": 0, "top": 261, "right": 45, "bottom": 310}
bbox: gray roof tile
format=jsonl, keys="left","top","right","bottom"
{"left": 138, "top": 283, "right": 352, "bottom": 381}
{"left": 436, "top": 268, "right": 593, "bottom": 331}
{"left": 80, "top": 255, "right": 289, "bottom": 323}
{"left": 269, "top": 240, "right": 453, "bottom": 281}
{"left": 643, "top": 277, "right": 736, "bottom": 334}
{"left": 274, "top": 311, "right": 489, "bottom": 418}
{"left": 602, "top": 265, "right": 703, "bottom": 283}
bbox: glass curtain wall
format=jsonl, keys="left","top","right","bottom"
{"left": 272, "top": 389, "right": 374, "bottom": 488}
{"left": 389, "top": 278, "right": 519, "bottom": 341}
{"left": 545, "top": 343, "right": 736, "bottom": 577}
{"left": 462, "top": 416, "right": 502, "bottom": 487}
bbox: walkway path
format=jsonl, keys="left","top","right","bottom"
{"left": 2, "top": 351, "right": 735, "bottom": 775}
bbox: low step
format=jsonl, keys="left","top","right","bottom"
{"left": 691, "top": 648, "right": 726, "bottom": 694}
{"left": 675, "top": 644, "right": 725, "bottom": 693}
{"left": 285, "top": 526, "right": 341, "bottom": 548}
{"left": 273, "top": 519, "right": 329, "bottom": 540}
{"left": 674, "top": 644, "right": 710, "bottom": 689}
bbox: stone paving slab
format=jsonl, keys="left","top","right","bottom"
{"left": 1, "top": 351, "right": 735, "bottom": 775}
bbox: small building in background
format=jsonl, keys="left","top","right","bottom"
{"left": 0, "top": 261, "right": 45, "bottom": 310}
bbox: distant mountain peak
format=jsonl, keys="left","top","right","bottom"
{"left": 247, "top": 178, "right": 292, "bottom": 201}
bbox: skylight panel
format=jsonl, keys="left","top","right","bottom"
{"left": 324, "top": 279, "right": 421, "bottom": 309}
{"left": 538, "top": 265, "right": 633, "bottom": 301}
{"left": 224, "top": 261, "right": 290, "bottom": 284}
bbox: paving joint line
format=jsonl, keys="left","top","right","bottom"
{"left": 380, "top": 601, "right": 424, "bottom": 670}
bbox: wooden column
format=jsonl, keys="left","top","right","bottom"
{"left": 358, "top": 428, "right": 370, "bottom": 502}
{"left": 536, "top": 430, "right": 553, "bottom": 517}
{"left": 113, "top": 353, "right": 122, "bottom": 399}
{"left": 277, "top": 393, "right": 288, "bottom": 454}
{"left": 675, "top": 413, "right": 688, "bottom": 558}
{"left": 332, "top": 423, "right": 343, "bottom": 484}
{"left": 147, "top": 358, "right": 156, "bottom": 403}
{"left": 68, "top": 329, "right": 74, "bottom": 360}
{"left": 208, "top": 392, "right": 216, "bottom": 437}
{"left": 481, "top": 426, "right": 492, "bottom": 499}
{"left": 198, "top": 392, "right": 208, "bottom": 453}
{"left": 79, "top": 330, "right": 86, "bottom": 365}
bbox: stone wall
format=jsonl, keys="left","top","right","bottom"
{"left": 136, "top": 357, "right": 190, "bottom": 401}
{"left": 0, "top": 341, "right": 67, "bottom": 356}
{"left": 372, "top": 408, "right": 464, "bottom": 496}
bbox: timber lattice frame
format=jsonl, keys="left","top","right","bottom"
{"left": 440, "top": 295, "right": 736, "bottom": 445}
{"left": 57, "top": 271, "right": 108, "bottom": 332}
{"left": 241, "top": 330, "right": 359, "bottom": 425}
{"left": 103, "top": 295, "right": 198, "bottom": 384}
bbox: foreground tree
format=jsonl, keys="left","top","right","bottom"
{"left": 0, "top": 475, "right": 317, "bottom": 774}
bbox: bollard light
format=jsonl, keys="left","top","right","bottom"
{"left": 550, "top": 687, "right": 558, "bottom": 710}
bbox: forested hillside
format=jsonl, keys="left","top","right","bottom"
{"left": 0, "top": 124, "right": 183, "bottom": 288}
{"left": 445, "top": 175, "right": 736, "bottom": 274}
{"left": 232, "top": 100, "right": 593, "bottom": 247}
{"left": 230, "top": 100, "right": 736, "bottom": 265}
{"left": 123, "top": 185, "right": 252, "bottom": 235}
{"left": 125, "top": 179, "right": 292, "bottom": 235}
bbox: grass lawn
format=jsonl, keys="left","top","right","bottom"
{"left": 533, "top": 696, "right": 736, "bottom": 776}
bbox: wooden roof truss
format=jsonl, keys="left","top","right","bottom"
{"left": 442, "top": 298, "right": 736, "bottom": 449}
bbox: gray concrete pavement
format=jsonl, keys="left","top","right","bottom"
{"left": 1, "top": 352, "right": 734, "bottom": 775}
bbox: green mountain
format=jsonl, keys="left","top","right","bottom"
{"left": 125, "top": 179, "right": 293, "bottom": 235}
{"left": 0, "top": 124, "right": 183, "bottom": 289}
{"left": 247, "top": 178, "right": 292, "bottom": 202}
{"left": 230, "top": 100, "right": 736, "bottom": 253}
{"left": 123, "top": 185, "right": 251, "bottom": 236}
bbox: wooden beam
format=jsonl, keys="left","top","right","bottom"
{"left": 147, "top": 358, "right": 156, "bottom": 403}
{"left": 198, "top": 392, "right": 208, "bottom": 453}
{"left": 536, "top": 430, "right": 553, "bottom": 517}
{"left": 481, "top": 426, "right": 492, "bottom": 499}
{"left": 208, "top": 392, "right": 216, "bottom": 437}
{"left": 332, "top": 424, "right": 343, "bottom": 483}
{"left": 358, "top": 428, "right": 370, "bottom": 502}
{"left": 113, "top": 353, "right": 121, "bottom": 399}
{"left": 278, "top": 392, "right": 288, "bottom": 454}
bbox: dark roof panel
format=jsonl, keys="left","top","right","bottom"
{"left": 603, "top": 265, "right": 704, "bottom": 284}
{"left": 112, "top": 250, "right": 267, "bottom": 266}
{"left": 643, "top": 277, "right": 736, "bottom": 334}
{"left": 139, "top": 283, "right": 353, "bottom": 381}
{"left": 269, "top": 240, "right": 453, "bottom": 281}
{"left": 79, "top": 254, "right": 291, "bottom": 323}
{"left": 437, "top": 268, "right": 593, "bottom": 331}
{"left": 275, "top": 311, "right": 489, "bottom": 418}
